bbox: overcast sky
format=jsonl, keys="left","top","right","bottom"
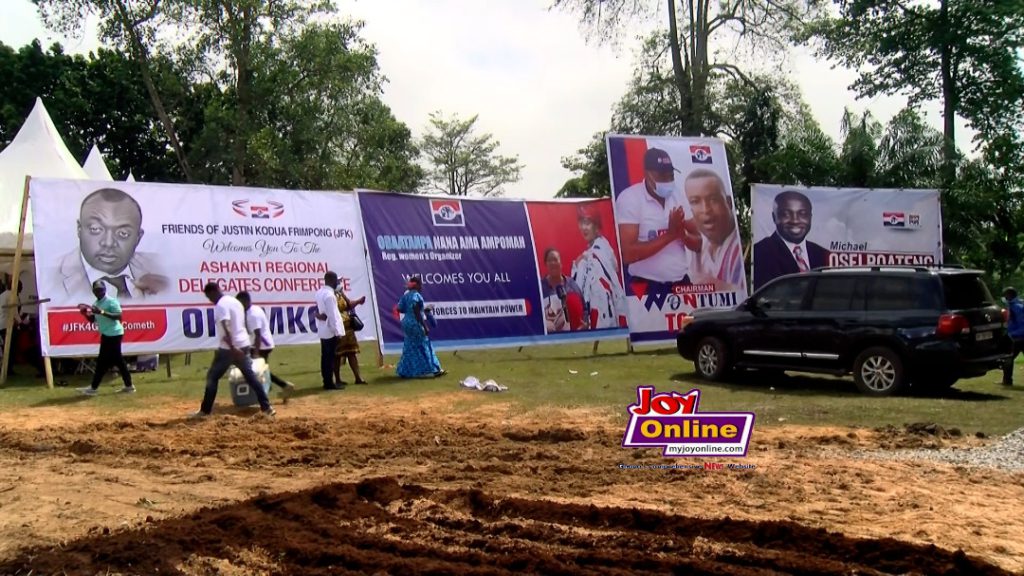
{"left": 0, "top": 0, "right": 974, "bottom": 199}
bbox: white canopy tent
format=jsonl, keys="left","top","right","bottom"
{"left": 0, "top": 97, "right": 90, "bottom": 254}
{"left": 82, "top": 143, "right": 114, "bottom": 181}
{"left": 0, "top": 98, "right": 91, "bottom": 386}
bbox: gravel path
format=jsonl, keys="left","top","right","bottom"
{"left": 850, "top": 427, "right": 1024, "bottom": 472}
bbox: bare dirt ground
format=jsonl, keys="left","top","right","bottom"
{"left": 0, "top": 392, "right": 1022, "bottom": 575}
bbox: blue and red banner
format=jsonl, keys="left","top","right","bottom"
{"left": 607, "top": 134, "right": 749, "bottom": 345}
{"left": 357, "top": 191, "right": 630, "bottom": 354}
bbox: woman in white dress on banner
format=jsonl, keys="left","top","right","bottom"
{"left": 571, "top": 204, "right": 628, "bottom": 330}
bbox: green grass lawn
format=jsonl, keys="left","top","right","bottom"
{"left": 2, "top": 341, "right": 1023, "bottom": 435}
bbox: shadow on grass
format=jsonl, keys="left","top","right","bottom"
{"left": 670, "top": 370, "right": 1010, "bottom": 401}
{"left": 31, "top": 394, "right": 98, "bottom": 407}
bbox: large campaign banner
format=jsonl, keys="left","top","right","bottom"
{"left": 751, "top": 184, "right": 943, "bottom": 291}
{"left": 30, "top": 178, "right": 376, "bottom": 357}
{"left": 606, "top": 134, "right": 749, "bottom": 346}
{"left": 357, "top": 191, "right": 629, "bottom": 354}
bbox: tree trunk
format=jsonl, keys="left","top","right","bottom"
{"left": 667, "top": 0, "right": 690, "bottom": 133}
{"left": 113, "top": 0, "right": 193, "bottom": 182}
{"left": 689, "top": 0, "right": 709, "bottom": 136}
{"left": 231, "top": 4, "right": 254, "bottom": 186}
{"left": 939, "top": 0, "right": 956, "bottom": 187}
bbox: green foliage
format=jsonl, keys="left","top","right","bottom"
{"left": 556, "top": 132, "right": 609, "bottom": 199}
{"left": 553, "top": 1, "right": 822, "bottom": 136}
{"left": 419, "top": 112, "right": 523, "bottom": 197}
{"left": 0, "top": 40, "right": 181, "bottom": 181}
{"left": 28, "top": 0, "right": 423, "bottom": 192}
{"left": 803, "top": 0, "right": 1024, "bottom": 170}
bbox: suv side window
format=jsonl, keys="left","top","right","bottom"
{"left": 809, "top": 277, "right": 861, "bottom": 311}
{"left": 867, "top": 276, "right": 941, "bottom": 311}
{"left": 755, "top": 277, "right": 811, "bottom": 312}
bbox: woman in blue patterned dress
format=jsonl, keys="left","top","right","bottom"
{"left": 396, "top": 277, "right": 445, "bottom": 378}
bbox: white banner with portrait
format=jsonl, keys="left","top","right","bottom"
{"left": 607, "top": 134, "right": 749, "bottom": 345}
{"left": 750, "top": 184, "right": 943, "bottom": 291}
{"left": 29, "top": 178, "right": 376, "bottom": 357}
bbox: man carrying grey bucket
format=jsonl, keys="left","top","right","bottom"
{"left": 189, "top": 282, "right": 275, "bottom": 419}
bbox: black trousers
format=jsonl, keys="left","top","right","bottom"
{"left": 320, "top": 337, "right": 338, "bottom": 388}
{"left": 256, "top": 349, "right": 291, "bottom": 388}
{"left": 1004, "top": 338, "right": 1024, "bottom": 384}
{"left": 91, "top": 334, "right": 132, "bottom": 389}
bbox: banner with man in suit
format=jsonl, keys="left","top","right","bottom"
{"left": 29, "top": 178, "right": 375, "bottom": 357}
{"left": 750, "top": 184, "right": 943, "bottom": 291}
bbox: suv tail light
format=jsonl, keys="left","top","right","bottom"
{"left": 936, "top": 314, "right": 970, "bottom": 337}
{"left": 1002, "top": 308, "right": 1010, "bottom": 324}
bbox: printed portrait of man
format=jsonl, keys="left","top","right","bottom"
{"left": 752, "top": 190, "right": 830, "bottom": 290}
{"left": 614, "top": 147, "right": 702, "bottom": 296}
{"left": 683, "top": 169, "right": 744, "bottom": 292}
{"left": 47, "top": 187, "right": 168, "bottom": 301}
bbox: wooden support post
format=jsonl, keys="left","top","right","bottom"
{"left": 592, "top": 340, "right": 599, "bottom": 355}
{"left": 626, "top": 337, "right": 634, "bottom": 354}
{"left": 1, "top": 176, "right": 32, "bottom": 386}
{"left": 377, "top": 347, "right": 385, "bottom": 368}
{"left": 517, "top": 346, "right": 523, "bottom": 353}
{"left": 165, "top": 353, "right": 173, "bottom": 378}
{"left": 43, "top": 356, "right": 54, "bottom": 389}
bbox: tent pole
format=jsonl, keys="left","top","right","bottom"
{"left": 1, "top": 176, "right": 32, "bottom": 385}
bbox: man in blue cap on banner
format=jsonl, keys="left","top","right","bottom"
{"left": 615, "top": 147, "right": 703, "bottom": 297}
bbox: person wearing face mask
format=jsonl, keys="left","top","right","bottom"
{"left": 614, "top": 148, "right": 703, "bottom": 298}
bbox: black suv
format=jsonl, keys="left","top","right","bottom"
{"left": 676, "top": 266, "right": 1012, "bottom": 395}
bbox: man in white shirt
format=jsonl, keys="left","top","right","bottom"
{"left": 314, "top": 271, "right": 346, "bottom": 390}
{"left": 684, "top": 169, "right": 746, "bottom": 292}
{"left": 191, "top": 282, "right": 275, "bottom": 418}
{"left": 615, "top": 148, "right": 703, "bottom": 296}
{"left": 237, "top": 291, "right": 296, "bottom": 395}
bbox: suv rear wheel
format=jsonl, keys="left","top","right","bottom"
{"left": 853, "top": 347, "right": 906, "bottom": 396}
{"left": 694, "top": 337, "right": 730, "bottom": 381}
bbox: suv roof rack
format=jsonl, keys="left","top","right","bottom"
{"left": 811, "top": 264, "right": 978, "bottom": 274}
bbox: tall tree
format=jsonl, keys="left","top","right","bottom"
{"left": 553, "top": 0, "right": 820, "bottom": 135}
{"left": 419, "top": 112, "right": 523, "bottom": 197}
{"left": 838, "top": 109, "right": 882, "bottom": 187}
{"left": 35, "top": 0, "right": 196, "bottom": 181}
{"left": 803, "top": 0, "right": 1024, "bottom": 184}
{"left": 166, "top": 0, "right": 333, "bottom": 185}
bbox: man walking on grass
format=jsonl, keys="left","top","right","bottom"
{"left": 1003, "top": 287, "right": 1024, "bottom": 386}
{"left": 190, "top": 282, "right": 275, "bottom": 419}
{"left": 78, "top": 280, "right": 135, "bottom": 396}
{"left": 236, "top": 291, "right": 296, "bottom": 397}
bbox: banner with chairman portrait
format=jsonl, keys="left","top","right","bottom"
{"left": 606, "top": 134, "right": 749, "bottom": 346}
{"left": 356, "top": 191, "right": 629, "bottom": 355}
{"left": 750, "top": 184, "right": 943, "bottom": 291}
{"left": 29, "top": 178, "right": 376, "bottom": 357}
